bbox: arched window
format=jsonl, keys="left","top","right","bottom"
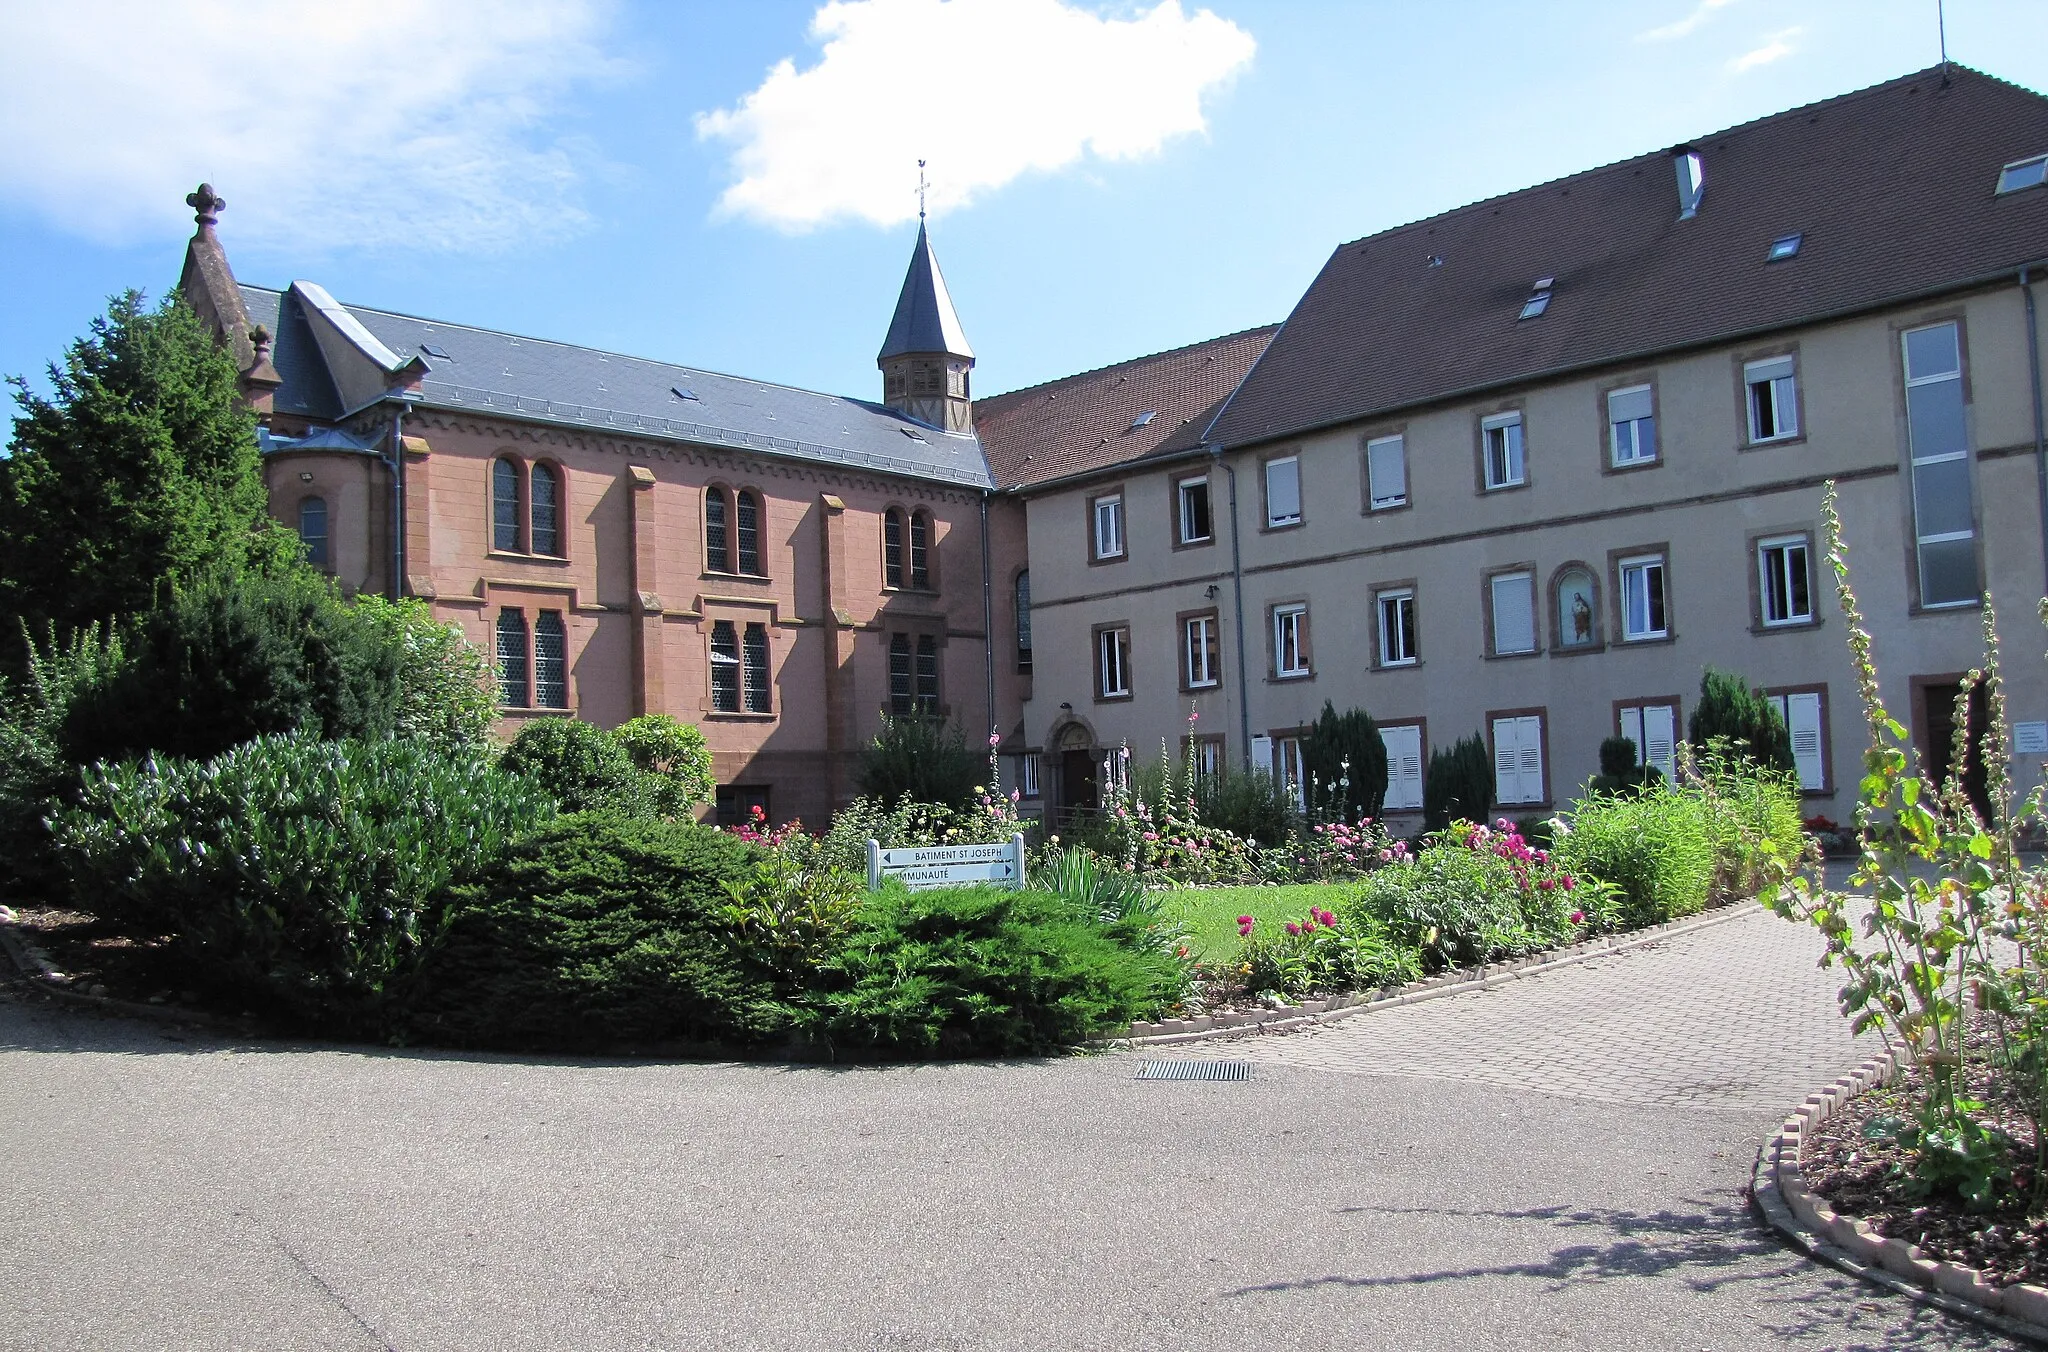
{"left": 1015, "top": 570, "right": 1032, "bottom": 674}
{"left": 883, "top": 508, "right": 905, "bottom": 588}
{"left": 492, "top": 458, "right": 522, "bottom": 553}
{"left": 908, "top": 510, "right": 931, "bottom": 589}
{"left": 495, "top": 609, "right": 530, "bottom": 706}
{"left": 529, "top": 463, "right": 561, "bottom": 556}
{"left": 534, "top": 611, "right": 568, "bottom": 708}
{"left": 735, "top": 489, "right": 762, "bottom": 575}
{"left": 297, "top": 497, "right": 329, "bottom": 568}
{"left": 705, "top": 488, "right": 732, "bottom": 573}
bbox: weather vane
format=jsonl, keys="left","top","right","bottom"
{"left": 917, "top": 159, "right": 928, "bottom": 222}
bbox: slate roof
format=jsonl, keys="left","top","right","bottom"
{"left": 878, "top": 223, "right": 974, "bottom": 362}
{"left": 240, "top": 283, "right": 994, "bottom": 489}
{"left": 974, "top": 326, "right": 1278, "bottom": 490}
{"left": 1206, "top": 65, "right": 2048, "bottom": 452}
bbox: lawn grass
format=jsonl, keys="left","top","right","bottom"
{"left": 1163, "top": 883, "right": 1358, "bottom": 962}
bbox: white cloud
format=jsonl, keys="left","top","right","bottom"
{"left": 0, "top": 0, "right": 618, "bottom": 254}
{"left": 1636, "top": 0, "right": 1738, "bottom": 43}
{"left": 1729, "top": 26, "right": 1804, "bottom": 73}
{"left": 695, "top": 0, "right": 1255, "bottom": 231}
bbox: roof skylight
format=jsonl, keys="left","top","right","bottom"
{"left": 419, "top": 343, "right": 451, "bottom": 360}
{"left": 1518, "top": 277, "right": 1554, "bottom": 321}
{"left": 1130, "top": 411, "right": 1157, "bottom": 430}
{"left": 1767, "top": 232, "right": 1803, "bottom": 262}
{"left": 901, "top": 428, "right": 928, "bottom": 442}
{"left": 1997, "top": 154, "right": 2047, "bottom": 195}
{"left": 671, "top": 386, "right": 699, "bottom": 401}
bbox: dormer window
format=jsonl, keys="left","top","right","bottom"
{"left": 1997, "top": 154, "right": 2046, "bottom": 195}
{"left": 1766, "top": 233, "right": 1803, "bottom": 262}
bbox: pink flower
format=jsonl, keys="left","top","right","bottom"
{"left": 1538, "top": 878, "right": 1554, "bottom": 891}
{"left": 1284, "top": 922, "right": 1301, "bottom": 936}
{"left": 1236, "top": 915, "right": 1254, "bottom": 926}
{"left": 1569, "top": 910, "right": 1585, "bottom": 924}
{"left": 1561, "top": 876, "right": 1576, "bottom": 891}
{"left": 989, "top": 731, "right": 1002, "bottom": 747}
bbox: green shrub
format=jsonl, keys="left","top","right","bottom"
{"left": 50, "top": 734, "right": 552, "bottom": 1028}
{"left": 1238, "top": 907, "right": 1419, "bottom": 1000}
{"left": 716, "top": 856, "right": 865, "bottom": 987}
{"left": 818, "top": 794, "right": 1016, "bottom": 874}
{"left": 500, "top": 717, "right": 646, "bottom": 814}
{"left": 1588, "top": 735, "right": 1662, "bottom": 796}
{"left": 0, "top": 623, "right": 126, "bottom": 894}
{"left": 1552, "top": 788, "right": 1717, "bottom": 928}
{"left": 615, "top": 713, "right": 716, "bottom": 816}
{"left": 797, "top": 885, "right": 1184, "bottom": 1056}
{"left": 1423, "top": 733, "right": 1492, "bottom": 832}
{"left": 1689, "top": 667, "right": 1795, "bottom": 776}
{"left": 1691, "top": 751, "right": 1807, "bottom": 901}
{"left": 1195, "top": 766, "right": 1299, "bottom": 846}
{"left": 62, "top": 568, "right": 400, "bottom": 766}
{"left": 1343, "top": 820, "right": 1608, "bottom": 970}
{"left": 409, "top": 814, "right": 780, "bottom": 1050}
{"left": 1300, "top": 702, "right": 1389, "bottom": 822}
{"left": 855, "top": 713, "right": 981, "bottom": 808}
{"left": 350, "top": 596, "right": 498, "bottom": 755}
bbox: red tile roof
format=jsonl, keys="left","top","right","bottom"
{"left": 1207, "top": 65, "right": 2048, "bottom": 451}
{"left": 975, "top": 326, "right": 1278, "bottom": 490}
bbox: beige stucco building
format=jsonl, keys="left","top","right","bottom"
{"left": 980, "top": 66, "right": 2048, "bottom": 829}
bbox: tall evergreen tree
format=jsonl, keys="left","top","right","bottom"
{"left": 1687, "top": 667, "right": 1796, "bottom": 776}
{"left": 0, "top": 291, "right": 295, "bottom": 643}
{"left": 1299, "top": 701, "right": 1389, "bottom": 822}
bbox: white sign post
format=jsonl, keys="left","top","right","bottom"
{"left": 867, "top": 835, "right": 1027, "bottom": 892}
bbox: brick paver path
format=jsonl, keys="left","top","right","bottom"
{"left": 1177, "top": 905, "right": 1872, "bottom": 1112}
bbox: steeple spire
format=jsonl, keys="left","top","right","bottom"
{"left": 878, "top": 206, "right": 975, "bottom": 433}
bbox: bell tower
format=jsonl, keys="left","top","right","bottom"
{"left": 877, "top": 175, "right": 974, "bottom": 434}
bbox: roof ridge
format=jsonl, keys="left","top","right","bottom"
{"left": 978, "top": 323, "right": 1280, "bottom": 404}
{"left": 1333, "top": 64, "right": 1978, "bottom": 254}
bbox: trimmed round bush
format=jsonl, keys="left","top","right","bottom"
{"left": 407, "top": 813, "right": 779, "bottom": 1050}
{"left": 499, "top": 717, "right": 646, "bottom": 814}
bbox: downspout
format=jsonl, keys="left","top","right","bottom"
{"left": 385, "top": 402, "right": 409, "bottom": 601}
{"left": 2024, "top": 265, "right": 2048, "bottom": 596}
{"left": 980, "top": 491, "right": 995, "bottom": 742}
{"left": 1214, "top": 446, "right": 1252, "bottom": 771}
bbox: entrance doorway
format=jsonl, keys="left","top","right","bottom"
{"left": 1060, "top": 749, "right": 1100, "bottom": 820}
{"left": 1918, "top": 677, "right": 1990, "bottom": 821}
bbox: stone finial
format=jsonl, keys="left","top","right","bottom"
{"left": 248, "top": 324, "right": 273, "bottom": 363}
{"left": 186, "top": 183, "right": 226, "bottom": 228}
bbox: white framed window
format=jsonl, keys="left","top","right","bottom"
{"left": 1482, "top": 412, "right": 1525, "bottom": 489}
{"left": 1016, "top": 753, "right": 1040, "bottom": 799}
{"left": 1745, "top": 356, "right": 1799, "bottom": 443}
{"left": 1757, "top": 535, "right": 1814, "bottom": 627}
{"left": 1273, "top": 604, "right": 1310, "bottom": 678}
{"left": 1903, "top": 321, "right": 1978, "bottom": 608}
{"left": 1996, "top": 153, "right": 2047, "bottom": 195}
{"left": 1608, "top": 385, "right": 1657, "bottom": 466}
{"left": 1265, "top": 455, "right": 1301, "bottom": 527}
{"left": 1619, "top": 554, "right": 1668, "bottom": 641}
{"left": 1618, "top": 701, "right": 1679, "bottom": 786}
{"left": 1767, "top": 690, "right": 1828, "bottom": 792}
{"left": 1376, "top": 588, "right": 1416, "bottom": 666}
{"left": 1092, "top": 494, "right": 1125, "bottom": 560}
{"left": 1491, "top": 714, "right": 1545, "bottom": 806}
{"left": 1489, "top": 571, "right": 1537, "bottom": 655}
{"left": 1183, "top": 613, "right": 1219, "bottom": 689}
{"left": 1366, "top": 435, "right": 1407, "bottom": 510}
{"left": 1177, "top": 476, "right": 1213, "bottom": 544}
{"left": 1097, "top": 625, "right": 1130, "bottom": 698}
{"left": 1380, "top": 724, "right": 1424, "bottom": 811}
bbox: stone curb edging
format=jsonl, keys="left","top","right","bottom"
{"left": 1752, "top": 1049, "right": 2048, "bottom": 1347}
{"left": 1114, "top": 900, "right": 1763, "bottom": 1047}
{"left": 0, "top": 907, "right": 253, "bottom": 1033}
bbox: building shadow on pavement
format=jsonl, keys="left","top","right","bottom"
{"left": 1225, "top": 1200, "right": 2013, "bottom": 1349}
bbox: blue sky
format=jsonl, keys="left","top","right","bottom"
{"left": 3, "top": 0, "right": 2046, "bottom": 409}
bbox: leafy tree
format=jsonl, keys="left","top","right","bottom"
{"left": 500, "top": 718, "right": 645, "bottom": 815}
{"left": 1688, "top": 667, "right": 1795, "bottom": 777}
{"left": 1300, "top": 701, "right": 1389, "bottom": 821}
{"left": 614, "top": 714, "right": 716, "bottom": 816}
{"left": 351, "top": 596, "right": 498, "bottom": 755}
{"left": 1424, "top": 733, "right": 1493, "bottom": 832}
{"left": 0, "top": 292, "right": 298, "bottom": 645}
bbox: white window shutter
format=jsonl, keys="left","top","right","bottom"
{"left": 1787, "top": 693, "right": 1824, "bottom": 791}
{"left": 1491, "top": 574, "right": 1535, "bottom": 654}
{"left": 1619, "top": 707, "right": 1644, "bottom": 768}
{"left": 1516, "top": 718, "right": 1544, "bottom": 803}
{"left": 1367, "top": 438, "right": 1405, "bottom": 506}
{"left": 1643, "top": 705, "right": 1677, "bottom": 785}
{"left": 1382, "top": 725, "right": 1423, "bottom": 810}
{"left": 1250, "top": 733, "right": 1273, "bottom": 777}
{"left": 1609, "top": 386, "right": 1653, "bottom": 423}
{"left": 1493, "top": 719, "right": 1518, "bottom": 806}
{"left": 1267, "top": 458, "right": 1301, "bottom": 523}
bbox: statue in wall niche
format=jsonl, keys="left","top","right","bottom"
{"left": 1556, "top": 568, "right": 1597, "bottom": 648}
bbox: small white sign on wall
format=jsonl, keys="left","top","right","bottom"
{"left": 2015, "top": 721, "right": 2048, "bottom": 755}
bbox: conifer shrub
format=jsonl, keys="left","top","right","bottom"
{"left": 50, "top": 734, "right": 552, "bottom": 1029}
{"left": 1688, "top": 667, "right": 1795, "bottom": 775}
{"left": 0, "top": 623, "right": 126, "bottom": 895}
{"left": 1300, "top": 701, "right": 1388, "bottom": 821}
{"left": 408, "top": 814, "right": 779, "bottom": 1050}
{"left": 1587, "top": 734, "right": 1662, "bottom": 796}
{"left": 795, "top": 884, "right": 1184, "bottom": 1057}
{"left": 1423, "top": 733, "right": 1492, "bottom": 832}
{"left": 855, "top": 713, "right": 982, "bottom": 808}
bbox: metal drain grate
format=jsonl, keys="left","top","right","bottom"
{"left": 1136, "top": 1059, "right": 1251, "bottom": 1082}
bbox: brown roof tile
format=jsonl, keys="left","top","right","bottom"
{"left": 1208, "top": 65, "right": 2048, "bottom": 451}
{"left": 975, "top": 326, "right": 1277, "bottom": 489}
